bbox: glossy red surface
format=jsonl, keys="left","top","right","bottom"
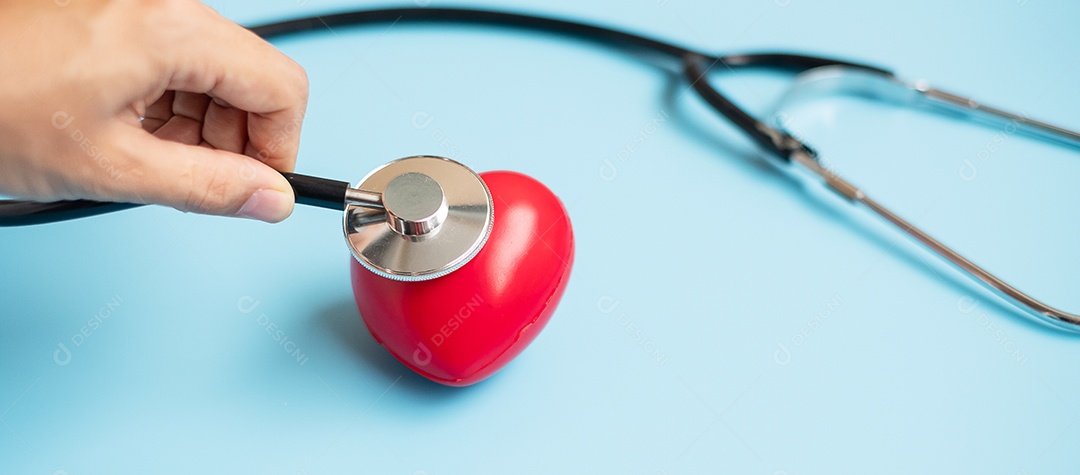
{"left": 351, "top": 171, "right": 574, "bottom": 386}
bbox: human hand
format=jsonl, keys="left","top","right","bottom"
{"left": 0, "top": 0, "right": 309, "bottom": 223}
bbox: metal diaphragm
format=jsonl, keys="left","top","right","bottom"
{"left": 344, "top": 156, "right": 493, "bottom": 282}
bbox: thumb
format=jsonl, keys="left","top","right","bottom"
{"left": 110, "top": 130, "right": 295, "bottom": 222}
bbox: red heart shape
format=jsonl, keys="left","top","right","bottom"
{"left": 351, "top": 171, "right": 574, "bottom": 386}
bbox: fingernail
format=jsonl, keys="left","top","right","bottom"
{"left": 237, "top": 189, "right": 292, "bottom": 222}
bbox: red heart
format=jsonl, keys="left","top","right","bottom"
{"left": 351, "top": 171, "right": 574, "bottom": 386}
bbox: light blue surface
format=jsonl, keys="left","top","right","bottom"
{"left": 3, "top": 1, "right": 1080, "bottom": 473}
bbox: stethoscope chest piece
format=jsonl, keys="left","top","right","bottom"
{"left": 344, "top": 156, "right": 493, "bottom": 282}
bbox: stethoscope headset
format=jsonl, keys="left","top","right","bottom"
{"left": 2, "top": 7, "right": 1078, "bottom": 333}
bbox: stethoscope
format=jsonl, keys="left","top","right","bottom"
{"left": 1, "top": 7, "right": 1078, "bottom": 332}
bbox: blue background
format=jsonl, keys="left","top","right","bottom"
{"left": 3, "top": 0, "right": 1080, "bottom": 473}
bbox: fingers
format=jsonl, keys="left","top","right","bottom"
{"left": 161, "top": 3, "right": 309, "bottom": 173}
{"left": 0, "top": 0, "right": 308, "bottom": 224}
{"left": 201, "top": 100, "right": 248, "bottom": 153}
{"left": 150, "top": 92, "right": 211, "bottom": 146}
{"left": 141, "top": 91, "right": 173, "bottom": 134}
{"left": 106, "top": 127, "right": 296, "bottom": 223}
{"left": 143, "top": 91, "right": 248, "bottom": 153}
{"left": 127, "top": 2, "right": 308, "bottom": 223}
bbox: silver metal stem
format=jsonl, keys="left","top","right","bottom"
{"left": 344, "top": 188, "right": 384, "bottom": 209}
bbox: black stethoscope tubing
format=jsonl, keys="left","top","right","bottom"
{"left": 0, "top": 6, "right": 888, "bottom": 226}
